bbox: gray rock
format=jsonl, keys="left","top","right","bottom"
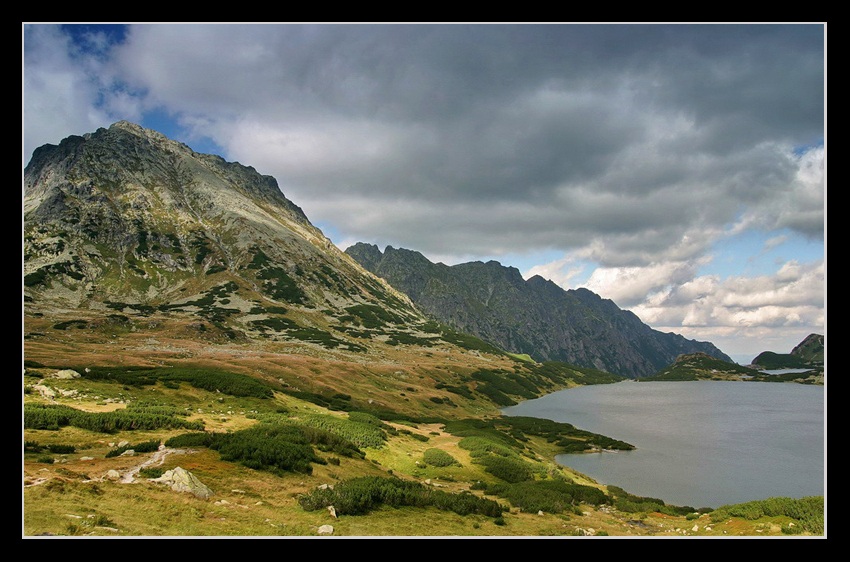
{"left": 32, "top": 385, "right": 56, "bottom": 399}
{"left": 152, "top": 467, "right": 213, "bottom": 499}
{"left": 317, "top": 524, "right": 334, "bottom": 535}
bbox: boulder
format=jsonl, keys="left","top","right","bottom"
{"left": 32, "top": 385, "right": 56, "bottom": 400}
{"left": 152, "top": 467, "right": 213, "bottom": 499}
{"left": 317, "top": 525, "right": 334, "bottom": 535}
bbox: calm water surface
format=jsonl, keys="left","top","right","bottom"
{"left": 502, "top": 380, "right": 824, "bottom": 508}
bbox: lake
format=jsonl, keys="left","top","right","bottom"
{"left": 501, "top": 380, "right": 825, "bottom": 509}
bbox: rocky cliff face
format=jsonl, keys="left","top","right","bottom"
{"left": 791, "top": 334, "right": 825, "bottom": 365}
{"left": 346, "top": 243, "right": 732, "bottom": 378}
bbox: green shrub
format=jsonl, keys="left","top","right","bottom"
{"left": 105, "top": 439, "right": 160, "bottom": 458}
{"left": 344, "top": 304, "right": 404, "bottom": 329}
{"left": 138, "top": 467, "right": 165, "bottom": 478}
{"left": 457, "top": 436, "right": 516, "bottom": 459}
{"left": 47, "top": 444, "right": 76, "bottom": 454}
{"left": 295, "top": 413, "right": 388, "bottom": 449}
{"left": 169, "top": 423, "right": 364, "bottom": 476}
{"left": 493, "top": 479, "right": 608, "bottom": 512}
{"left": 298, "top": 476, "right": 504, "bottom": 517}
{"left": 422, "top": 448, "right": 461, "bottom": 468}
{"left": 212, "top": 425, "right": 321, "bottom": 475}
{"left": 781, "top": 523, "right": 805, "bottom": 535}
{"left": 710, "top": 496, "right": 823, "bottom": 535}
{"left": 24, "top": 268, "right": 48, "bottom": 287}
{"left": 24, "top": 403, "right": 203, "bottom": 434}
{"left": 79, "top": 366, "right": 273, "bottom": 398}
{"left": 480, "top": 455, "right": 534, "bottom": 483}
{"left": 164, "top": 432, "right": 213, "bottom": 448}
{"left": 37, "top": 455, "right": 54, "bottom": 464}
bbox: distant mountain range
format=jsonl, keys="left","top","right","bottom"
{"left": 642, "top": 334, "right": 824, "bottom": 384}
{"left": 749, "top": 333, "right": 825, "bottom": 370}
{"left": 346, "top": 243, "right": 731, "bottom": 378}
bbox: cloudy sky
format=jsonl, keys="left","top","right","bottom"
{"left": 22, "top": 23, "right": 825, "bottom": 363}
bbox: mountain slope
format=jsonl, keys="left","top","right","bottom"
{"left": 346, "top": 243, "right": 731, "bottom": 378}
{"left": 791, "top": 333, "right": 825, "bottom": 365}
{"left": 749, "top": 333, "right": 824, "bottom": 371}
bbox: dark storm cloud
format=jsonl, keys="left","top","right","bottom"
{"left": 23, "top": 23, "right": 822, "bottom": 265}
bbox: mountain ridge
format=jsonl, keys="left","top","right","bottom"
{"left": 346, "top": 242, "right": 731, "bottom": 378}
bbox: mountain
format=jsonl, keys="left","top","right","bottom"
{"left": 749, "top": 333, "right": 825, "bottom": 371}
{"left": 23, "top": 121, "right": 623, "bottom": 418}
{"left": 345, "top": 243, "right": 731, "bottom": 378}
{"left": 24, "top": 121, "right": 434, "bottom": 354}
{"left": 791, "top": 333, "right": 825, "bottom": 365}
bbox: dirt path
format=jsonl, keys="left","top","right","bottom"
{"left": 119, "top": 447, "right": 188, "bottom": 483}
{"left": 24, "top": 447, "right": 192, "bottom": 488}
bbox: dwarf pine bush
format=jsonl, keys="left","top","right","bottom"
{"left": 422, "top": 448, "right": 461, "bottom": 467}
{"left": 298, "top": 476, "right": 504, "bottom": 517}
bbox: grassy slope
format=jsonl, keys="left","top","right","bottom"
{"left": 23, "top": 314, "right": 823, "bottom": 537}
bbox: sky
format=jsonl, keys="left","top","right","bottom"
{"left": 22, "top": 23, "right": 826, "bottom": 364}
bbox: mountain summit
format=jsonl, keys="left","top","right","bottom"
{"left": 346, "top": 243, "right": 731, "bottom": 378}
{"left": 24, "top": 121, "right": 432, "bottom": 355}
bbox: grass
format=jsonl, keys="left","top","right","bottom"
{"left": 507, "top": 353, "right": 535, "bottom": 363}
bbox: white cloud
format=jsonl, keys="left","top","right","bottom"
{"left": 525, "top": 256, "right": 587, "bottom": 287}
{"left": 630, "top": 259, "right": 823, "bottom": 355}
{"left": 23, "top": 26, "right": 113, "bottom": 160}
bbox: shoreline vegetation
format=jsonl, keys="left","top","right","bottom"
{"left": 640, "top": 352, "right": 824, "bottom": 385}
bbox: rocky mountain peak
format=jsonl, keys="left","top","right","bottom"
{"left": 24, "top": 122, "right": 424, "bottom": 352}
